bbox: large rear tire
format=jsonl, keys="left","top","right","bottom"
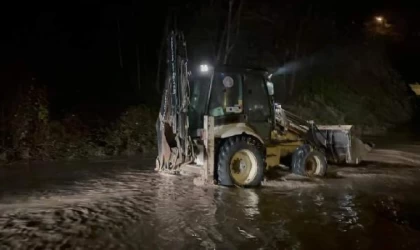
{"left": 217, "top": 136, "right": 265, "bottom": 187}
{"left": 291, "top": 144, "right": 327, "bottom": 177}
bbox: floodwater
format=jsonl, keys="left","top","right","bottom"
{"left": 0, "top": 149, "right": 420, "bottom": 249}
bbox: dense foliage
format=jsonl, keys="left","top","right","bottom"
{"left": 0, "top": 86, "right": 157, "bottom": 164}
{"left": 285, "top": 44, "right": 415, "bottom": 134}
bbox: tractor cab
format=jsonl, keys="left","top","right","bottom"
{"left": 189, "top": 65, "right": 275, "bottom": 143}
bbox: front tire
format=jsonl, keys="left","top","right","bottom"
{"left": 291, "top": 144, "right": 327, "bottom": 177}
{"left": 217, "top": 136, "right": 265, "bottom": 187}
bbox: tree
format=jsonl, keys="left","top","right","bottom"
{"left": 155, "top": 15, "right": 170, "bottom": 94}
{"left": 217, "top": 0, "right": 243, "bottom": 65}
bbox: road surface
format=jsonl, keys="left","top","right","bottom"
{"left": 0, "top": 152, "right": 420, "bottom": 249}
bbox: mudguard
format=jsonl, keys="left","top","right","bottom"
{"left": 213, "top": 123, "right": 264, "bottom": 144}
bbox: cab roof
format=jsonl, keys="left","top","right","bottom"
{"left": 214, "top": 65, "right": 269, "bottom": 75}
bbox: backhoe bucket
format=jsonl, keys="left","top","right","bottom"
{"left": 316, "top": 125, "right": 373, "bottom": 165}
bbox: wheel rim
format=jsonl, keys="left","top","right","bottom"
{"left": 229, "top": 149, "right": 258, "bottom": 185}
{"left": 305, "top": 154, "right": 322, "bottom": 176}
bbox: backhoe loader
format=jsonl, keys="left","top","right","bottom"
{"left": 155, "top": 30, "right": 371, "bottom": 187}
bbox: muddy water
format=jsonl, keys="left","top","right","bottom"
{"left": 0, "top": 155, "right": 420, "bottom": 249}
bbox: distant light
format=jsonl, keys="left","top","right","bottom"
{"left": 200, "top": 64, "right": 209, "bottom": 72}
{"left": 375, "top": 16, "right": 384, "bottom": 23}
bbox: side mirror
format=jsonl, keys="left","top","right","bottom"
{"left": 267, "top": 81, "right": 274, "bottom": 96}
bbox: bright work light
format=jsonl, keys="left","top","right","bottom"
{"left": 200, "top": 64, "right": 209, "bottom": 72}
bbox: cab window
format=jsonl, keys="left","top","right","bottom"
{"left": 243, "top": 74, "right": 270, "bottom": 121}
{"left": 208, "top": 72, "right": 243, "bottom": 117}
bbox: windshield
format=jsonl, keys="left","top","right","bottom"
{"left": 208, "top": 72, "right": 243, "bottom": 117}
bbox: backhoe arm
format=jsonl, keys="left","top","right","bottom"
{"left": 156, "top": 30, "right": 192, "bottom": 173}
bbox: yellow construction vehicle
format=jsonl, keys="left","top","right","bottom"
{"left": 155, "top": 30, "right": 371, "bottom": 187}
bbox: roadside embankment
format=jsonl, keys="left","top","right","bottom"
{"left": 365, "top": 149, "right": 420, "bottom": 167}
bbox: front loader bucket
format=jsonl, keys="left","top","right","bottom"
{"left": 316, "top": 125, "right": 373, "bottom": 165}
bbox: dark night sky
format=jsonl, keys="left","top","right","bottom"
{"left": 1, "top": 1, "right": 166, "bottom": 114}
{"left": 0, "top": 1, "right": 418, "bottom": 115}
{"left": 0, "top": 1, "right": 389, "bottom": 67}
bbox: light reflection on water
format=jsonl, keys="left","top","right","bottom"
{"left": 333, "top": 193, "right": 361, "bottom": 232}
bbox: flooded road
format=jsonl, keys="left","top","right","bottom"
{"left": 0, "top": 153, "right": 420, "bottom": 249}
